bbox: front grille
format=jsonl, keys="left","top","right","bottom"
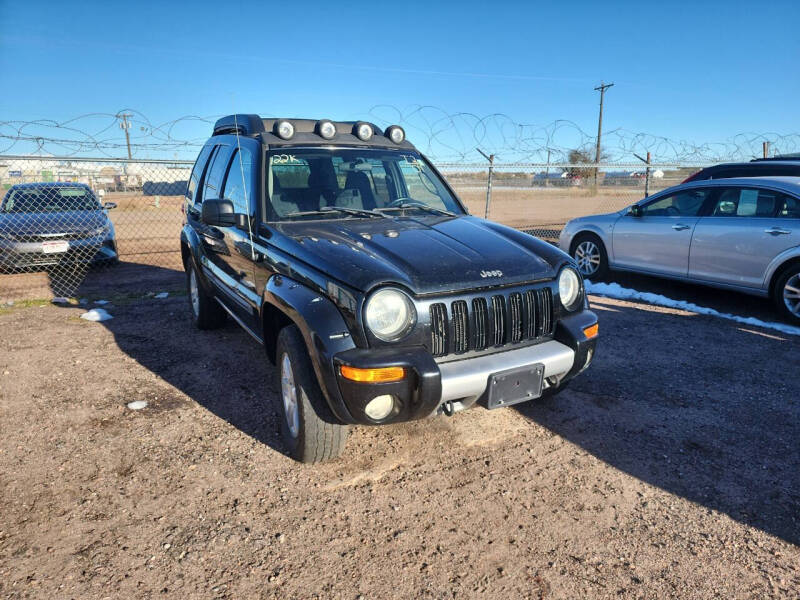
{"left": 429, "top": 286, "right": 555, "bottom": 358}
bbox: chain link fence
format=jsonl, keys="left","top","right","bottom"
{"left": 0, "top": 155, "right": 707, "bottom": 303}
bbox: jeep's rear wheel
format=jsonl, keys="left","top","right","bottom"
{"left": 187, "top": 262, "right": 226, "bottom": 330}
{"left": 275, "top": 325, "right": 349, "bottom": 463}
{"left": 570, "top": 233, "right": 608, "bottom": 280}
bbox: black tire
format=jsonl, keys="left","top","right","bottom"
{"left": 275, "top": 325, "right": 350, "bottom": 463}
{"left": 186, "top": 261, "right": 226, "bottom": 330}
{"left": 772, "top": 263, "right": 800, "bottom": 325}
{"left": 570, "top": 233, "right": 609, "bottom": 280}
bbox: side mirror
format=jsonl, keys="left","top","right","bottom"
{"left": 201, "top": 199, "right": 236, "bottom": 227}
{"left": 102, "top": 201, "right": 117, "bottom": 210}
{"left": 628, "top": 204, "right": 642, "bottom": 217}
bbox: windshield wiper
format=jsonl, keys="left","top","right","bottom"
{"left": 378, "top": 201, "right": 455, "bottom": 217}
{"left": 284, "top": 207, "right": 385, "bottom": 219}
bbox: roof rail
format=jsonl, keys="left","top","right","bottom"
{"left": 212, "top": 114, "right": 265, "bottom": 136}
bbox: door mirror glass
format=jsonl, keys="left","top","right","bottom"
{"left": 201, "top": 198, "right": 236, "bottom": 227}
{"left": 102, "top": 201, "right": 117, "bottom": 210}
{"left": 628, "top": 204, "right": 642, "bottom": 217}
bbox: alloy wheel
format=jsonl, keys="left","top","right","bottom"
{"left": 189, "top": 269, "right": 200, "bottom": 318}
{"left": 783, "top": 273, "right": 800, "bottom": 318}
{"left": 281, "top": 353, "right": 300, "bottom": 438}
{"left": 574, "top": 241, "right": 601, "bottom": 276}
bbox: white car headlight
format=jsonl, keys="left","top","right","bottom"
{"left": 365, "top": 288, "right": 416, "bottom": 341}
{"left": 558, "top": 267, "right": 582, "bottom": 311}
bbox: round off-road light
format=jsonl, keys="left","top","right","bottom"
{"left": 364, "top": 394, "right": 396, "bottom": 421}
{"left": 385, "top": 125, "right": 405, "bottom": 144}
{"left": 275, "top": 120, "right": 295, "bottom": 140}
{"left": 558, "top": 267, "right": 581, "bottom": 311}
{"left": 364, "top": 288, "right": 415, "bottom": 341}
{"left": 317, "top": 120, "right": 336, "bottom": 139}
{"left": 354, "top": 122, "right": 374, "bottom": 141}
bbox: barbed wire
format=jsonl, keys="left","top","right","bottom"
{"left": 2, "top": 107, "right": 798, "bottom": 164}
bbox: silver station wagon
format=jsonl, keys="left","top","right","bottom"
{"left": 559, "top": 177, "right": 800, "bottom": 323}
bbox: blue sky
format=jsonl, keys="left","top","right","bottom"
{"left": 1, "top": 0, "right": 799, "bottom": 161}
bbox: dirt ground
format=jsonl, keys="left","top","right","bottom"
{"left": 1, "top": 269, "right": 798, "bottom": 599}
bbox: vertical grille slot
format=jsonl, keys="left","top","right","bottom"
{"left": 430, "top": 303, "right": 448, "bottom": 356}
{"left": 508, "top": 292, "right": 523, "bottom": 343}
{"left": 534, "top": 288, "right": 553, "bottom": 337}
{"left": 524, "top": 290, "right": 537, "bottom": 339}
{"left": 472, "top": 298, "right": 488, "bottom": 350}
{"left": 490, "top": 295, "right": 506, "bottom": 346}
{"left": 451, "top": 300, "right": 469, "bottom": 354}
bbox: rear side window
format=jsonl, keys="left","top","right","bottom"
{"left": 711, "top": 188, "right": 781, "bottom": 217}
{"left": 187, "top": 145, "right": 213, "bottom": 203}
{"left": 642, "top": 189, "right": 708, "bottom": 217}
{"left": 779, "top": 195, "right": 800, "bottom": 219}
{"left": 222, "top": 145, "right": 256, "bottom": 216}
{"left": 203, "top": 145, "right": 233, "bottom": 202}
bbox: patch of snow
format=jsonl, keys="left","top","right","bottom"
{"left": 127, "top": 400, "right": 148, "bottom": 410}
{"left": 586, "top": 281, "right": 800, "bottom": 337}
{"left": 154, "top": 292, "right": 169, "bottom": 299}
{"left": 80, "top": 308, "right": 113, "bottom": 322}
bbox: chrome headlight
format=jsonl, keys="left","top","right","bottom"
{"left": 275, "top": 120, "right": 295, "bottom": 140}
{"left": 558, "top": 267, "right": 582, "bottom": 311}
{"left": 364, "top": 288, "right": 416, "bottom": 341}
{"left": 354, "top": 122, "right": 374, "bottom": 141}
{"left": 316, "top": 119, "right": 336, "bottom": 140}
{"left": 385, "top": 125, "right": 405, "bottom": 144}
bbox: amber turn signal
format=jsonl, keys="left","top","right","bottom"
{"left": 583, "top": 323, "right": 599, "bottom": 339}
{"left": 340, "top": 365, "right": 406, "bottom": 383}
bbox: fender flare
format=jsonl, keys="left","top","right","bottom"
{"left": 262, "top": 275, "right": 359, "bottom": 424}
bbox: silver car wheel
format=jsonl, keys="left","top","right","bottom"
{"left": 574, "top": 241, "right": 601, "bottom": 276}
{"left": 280, "top": 353, "right": 300, "bottom": 438}
{"left": 783, "top": 273, "right": 800, "bottom": 317}
{"left": 189, "top": 269, "right": 200, "bottom": 318}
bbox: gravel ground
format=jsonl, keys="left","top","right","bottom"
{"left": 0, "top": 282, "right": 798, "bottom": 599}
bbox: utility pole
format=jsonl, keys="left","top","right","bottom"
{"left": 476, "top": 148, "right": 495, "bottom": 219}
{"left": 594, "top": 81, "right": 614, "bottom": 184}
{"left": 763, "top": 141, "right": 770, "bottom": 159}
{"left": 117, "top": 112, "right": 133, "bottom": 159}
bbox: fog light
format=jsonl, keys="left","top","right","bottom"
{"left": 275, "top": 120, "right": 295, "bottom": 140}
{"left": 385, "top": 125, "right": 405, "bottom": 144}
{"left": 364, "top": 394, "right": 396, "bottom": 420}
{"left": 317, "top": 119, "right": 336, "bottom": 139}
{"left": 354, "top": 122, "right": 373, "bottom": 141}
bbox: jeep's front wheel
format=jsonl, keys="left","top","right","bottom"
{"left": 187, "top": 262, "right": 226, "bottom": 330}
{"left": 275, "top": 325, "right": 349, "bottom": 463}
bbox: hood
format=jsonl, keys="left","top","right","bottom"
{"left": 268, "top": 215, "right": 569, "bottom": 295}
{"left": 0, "top": 210, "right": 110, "bottom": 236}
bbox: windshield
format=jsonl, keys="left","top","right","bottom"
{"left": 266, "top": 148, "right": 464, "bottom": 221}
{"left": 1, "top": 187, "right": 100, "bottom": 213}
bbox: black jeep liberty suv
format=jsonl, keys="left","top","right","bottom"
{"left": 181, "top": 115, "right": 598, "bottom": 462}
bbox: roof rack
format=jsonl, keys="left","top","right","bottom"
{"left": 212, "top": 114, "right": 265, "bottom": 136}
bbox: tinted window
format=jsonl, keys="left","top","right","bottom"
{"left": 779, "top": 195, "right": 800, "bottom": 219}
{"left": 187, "top": 145, "right": 213, "bottom": 203}
{"left": 222, "top": 146, "right": 256, "bottom": 216}
{"left": 711, "top": 188, "right": 780, "bottom": 217}
{"left": 642, "top": 189, "right": 708, "bottom": 217}
{"left": 203, "top": 145, "right": 233, "bottom": 202}
{"left": 266, "top": 148, "right": 462, "bottom": 220}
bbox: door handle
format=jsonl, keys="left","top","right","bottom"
{"left": 672, "top": 224, "right": 690, "bottom": 231}
{"left": 765, "top": 227, "right": 791, "bottom": 236}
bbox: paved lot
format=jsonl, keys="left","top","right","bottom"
{"left": 0, "top": 270, "right": 798, "bottom": 599}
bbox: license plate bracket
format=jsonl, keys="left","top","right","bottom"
{"left": 486, "top": 363, "right": 544, "bottom": 409}
{"left": 42, "top": 240, "right": 69, "bottom": 254}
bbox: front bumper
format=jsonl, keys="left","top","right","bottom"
{"left": 0, "top": 237, "right": 117, "bottom": 269}
{"left": 331, "top": 309, "right": 598, "bottom": 425}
